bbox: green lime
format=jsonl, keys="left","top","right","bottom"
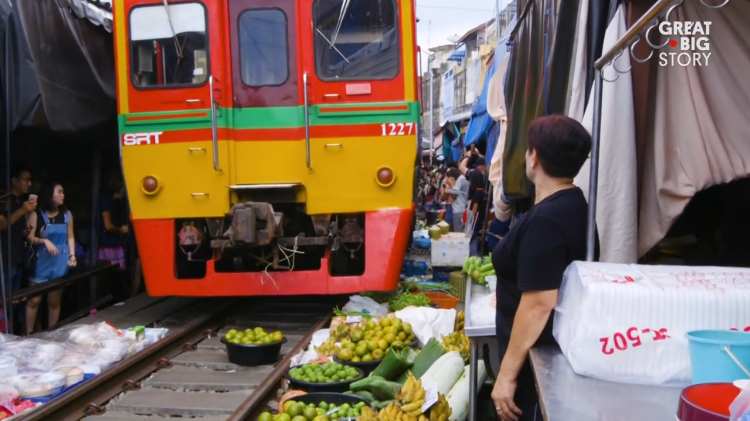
{"left": 258, "top": 412, "right": 273, "bottom": 421}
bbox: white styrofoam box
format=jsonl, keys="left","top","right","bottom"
{"left": 430, "top": 233, "right": 469, "bottom": 267}
{"left": 554, "top": 261, "right": 750, "bottom": 386}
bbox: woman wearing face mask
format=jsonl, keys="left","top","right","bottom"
{"left": 491, "top": 115, "right": 599, "bottom": 421}
{"left": 25, "top": 182, "right": 76, "bottom": 334}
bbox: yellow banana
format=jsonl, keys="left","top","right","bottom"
{"left": 400, "top": 402, "right": 421, "bottom": 413}
{"left": 414, "top": 387, "right": 425, "bottom": 401}
{"left": 437, "top": 414, "right": 448, "bottom": 421}
{"left": 408, "top": 408, "right": 424, "bottom": 417}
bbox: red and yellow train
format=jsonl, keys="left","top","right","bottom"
{"left": 114, "top": 0, "right": 420, "bottom": 296}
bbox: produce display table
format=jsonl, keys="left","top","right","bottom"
{"left": 529, "top": 345, "right": 682, "bottom": 421}
{"left": 463, "top": 282, "right": 496, "bottom": 421}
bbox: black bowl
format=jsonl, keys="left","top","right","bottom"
{"left": 332, "top": 356, "right": 381, "bottom": 376}
{"left": 293, "top": 392, "right": 368, "bottom": 407}
{"left": 221, "top": 337, "right": 287, "bottom": 367}
{"left": 285, "top": 365, "right": 364, "bottom": 393}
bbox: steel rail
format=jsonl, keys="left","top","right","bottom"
{"left": 226, "top": 315, "right": 332, "bottom": 421}
{"left": 594, "top": 0, "right": 675, "bottom": 69}
{"left": 15, "top": 299, "right": 236, "bottom": 421}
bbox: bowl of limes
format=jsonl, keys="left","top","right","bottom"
{"left": 285, "top": 361, "right": 364, "bottom": 393}
{"left": 221, "top": 327, "right": 287, "bottom": 367}
{"left": 258, "top": 393, "right": 368, "bottom": 421}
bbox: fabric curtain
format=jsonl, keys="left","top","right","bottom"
{"left": 501, "top": 0, "right": 580, "bottom": 198}
{"left": 638, "top": 0, "right": 750, "bottom": 256}
{"left": 565, "top": 0, "right": 590, "bottom": 120}
{"left": 574, "top": 4, "right": 638, "bottom": 263}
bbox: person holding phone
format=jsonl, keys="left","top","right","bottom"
{"left": 25, "top": 182, "right": 76, "bottom": 334}
{"left": 0, "top": 163, "right": 35, "bottom": 332}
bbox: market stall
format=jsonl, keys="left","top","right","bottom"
{"left": 232, "top": 290, "right": 475, "bottom": 421}
{"left": 0, "top": 322, "right": 167, "bottom": 418}
{"left": 463, "top": 281, "right": 496, "bottom": 421}
{"left": 529, "top": 346, "right": 681, "bottom": 421}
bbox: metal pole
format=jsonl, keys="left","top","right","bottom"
{"left": 586, "top": 70, "right": 604, "bottom": 261}
{"left": 2, "top": 19, "right": 12, "bottom": 334}
{"left": 429, "top": 57, "right": 434, "bottom": 166}
{"left": 495, "top": 0, "right": 501, "bottom": 37}
{"left": 88, "top": 144, "right": 102, "bottom": 304}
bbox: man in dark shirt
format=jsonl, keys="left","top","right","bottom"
{"left": 0, "top": 163, "right": 36, "bottom": 297}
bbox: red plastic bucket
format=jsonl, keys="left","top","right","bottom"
{"left": 677, "top": 383, "right": 740, "bottom": 421}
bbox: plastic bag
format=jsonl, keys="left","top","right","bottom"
{"left": 36, "top": 322, "right": 123, "bottom": 349}
{"left": 394, "top": 307, "right": 455, "bottom": 346}
{"left": 469, "top": 293, "right": 496, "bottom": 328}
{"left": 341, "top": 296, "right": 388, "bottom": 317}
{"left": 554, "top": 262, "right": 750, "bottom": 386}
{"left": 731, "top": 389, "right": 750, "bottom": 421}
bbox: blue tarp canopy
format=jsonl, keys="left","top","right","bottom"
{"left": 463, "top": 57, "right": 496, "bottom": 148}
{"left": 465, "top": 18, "right": 517, "bottom": 164}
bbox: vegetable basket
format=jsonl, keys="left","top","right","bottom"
{"left": 284, "top": 366, "right": 364, "bottom": 393}
{"left": 449, "top": 271, "right": 467, "bottom": 301}
{"left": 422, "top": 291, "right": 459, "bottom": 309}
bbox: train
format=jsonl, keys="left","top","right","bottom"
{"left": 114, "top": 0, "right": 419, "bottom": 296}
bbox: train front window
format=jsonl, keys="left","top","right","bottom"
{"left": 238, "top": 9, "right": 289, "bottom": 87}
{"left": 313, "top": 0, "right": 399, "bottom": 81}
{"left": 129, "top": 3, "right": 208, "bottom": 88}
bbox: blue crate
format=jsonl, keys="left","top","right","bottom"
{"left": 402, "top": 260, "right": 430, "bottom": 277}
{"left": 27, "top": 373, "right": 95, "bottom": 403}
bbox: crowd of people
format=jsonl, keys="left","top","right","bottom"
{"left": 417, "top": 150, "right": 490, "bottom": 256}
{"left": 0, "top": 162, "right": 135, "bottom": 335}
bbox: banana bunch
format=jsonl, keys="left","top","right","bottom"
{"left": 428, "top": 394, "right": 451, "bottom": 421}
{"left": 313, "top": 337, "right": 336, "bottom": 356}
{"left": 331, "top": 323, "right": 350, "bottom": 341}
{"left": 378, "top": 376, "right": 430, "bottom": 421}
{"left": 360, "top": 406, "right": 382, "bottom": 421}
{"left": 441, "top": 331, "right": 470, "bottom": 361}
{"left": 397, "top": 376, "right": 426, "bottom": 415}
{"left": 454, "top": 310, "right": 465, "bottom": 332}
{"left": 378, "top": 401, "right": 429, "bottom": 421}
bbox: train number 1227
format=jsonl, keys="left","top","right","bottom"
{"left": 380, "top": 123, "right": 415, "bottom": 136}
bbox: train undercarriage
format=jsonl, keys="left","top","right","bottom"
{"left": 175, "top": 202, "right": 368, "bottom": 279}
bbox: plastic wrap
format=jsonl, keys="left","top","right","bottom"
{"left": 469, "top": 293, "right": 495, "bottom": 328}
{"left": 554, "top": 261, "right": 750, "bottom": 385}
{"left": 0, "top": 385, "right": 19, "bottom": 411}
{"left": 36, "top": 322, "right": 122, "bottom": 348}
{"left": 341, "top": 296, "right": 389, "bottom": 317}
{"left": 7, "top": 373, "right": 65, "bottom": 398}
{"left": 0, "top": 324, "right": 132, "bottom": 375}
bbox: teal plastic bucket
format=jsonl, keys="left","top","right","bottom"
{"left": 686, "top": 330, "right": 750, "bottom": 384}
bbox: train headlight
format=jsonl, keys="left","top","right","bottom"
{"left": 375, "top": 167, "right": 395, "bottom": 187}
{"left": 141, "top": 175, "right": 161, "bottom": 195}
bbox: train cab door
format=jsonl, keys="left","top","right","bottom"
{"left": 122, "top": 1, "right": 230, "bottom": 219}
{"left": 300, "top": 0, "right": 418, "bottom": 214}
{"left": 228, "top": 0, "right": 302, "bottom": 185}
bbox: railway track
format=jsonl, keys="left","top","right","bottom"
{"left": 16, "top": 296, "right": 342, "bottom": 421}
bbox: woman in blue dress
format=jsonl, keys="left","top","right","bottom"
{"left": 25, "top": 182, "right": 76, "bottom": 334}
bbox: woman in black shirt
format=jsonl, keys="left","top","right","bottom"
{"left": 491, "top": 115, "right": 598, "bottom": 421}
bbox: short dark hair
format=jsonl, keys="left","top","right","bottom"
{"left": 527, "top": 114, "right": 591, "bottom": 179}
{"left": 10, "top": 161, "right": 30, "bottom": 180}
{"left": 446, "top": 168, "right": 461, "bottom": 179}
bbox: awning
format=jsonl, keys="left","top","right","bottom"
{"left": 447, "top": 45, "right": 466, "bottom": 63}
{"left": 464, "top": 58, "right": 496, "bottom": 148}
{"left": 438, "top": 110, "right": 471, "bottom": 127}
{"left": 465, "top": 19, "right": 516, "bottom": 149}
{"left": 68, "top": 0, "right": 113, "bottom": 32}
